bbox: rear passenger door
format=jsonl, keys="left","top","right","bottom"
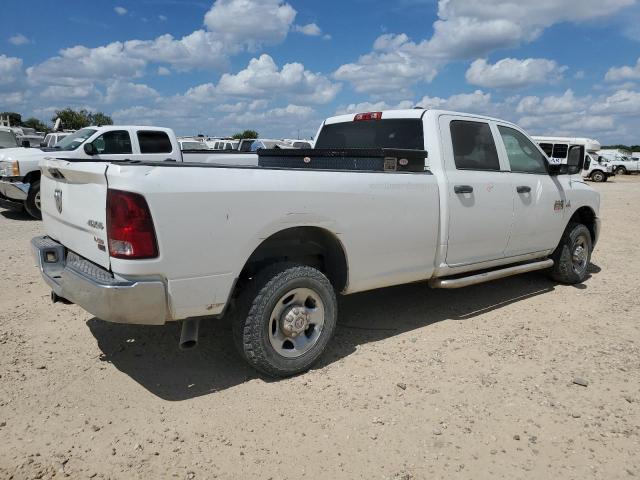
{"left": 440, "top": 115, "right": 514, "bottom": 266}
{"left": 495, "top": 125, "right": 566, "bottom": 256}
{"left": 134, "top": 130, "right": 176, "bottom": 162}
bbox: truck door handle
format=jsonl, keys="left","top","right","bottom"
{"left": 454, "top": 185, "right": 474, "bottom": 194}
{"left": 516, "top": 186, "right": 531, "bottom": 193}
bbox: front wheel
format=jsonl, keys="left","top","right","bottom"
{"left": 550, "top": 223, "right": 592, "bottom": 284}
{"left": 25, "top": 181, "right": 42, "bottom": 220}
{"left": 233, "top": 263, "right": 337, "bottom": 377}
{"left": 590, "top": 170, "right": 605, "bottom": 182}
{"left": 615, "top": 166, "right": 627, "bottom": 175}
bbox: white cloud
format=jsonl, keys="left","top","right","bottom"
{"left": 516, "top": 90, "right": 587, "bottom": 115}
{"left": 418, "top": 90, "right": 493, "bottom": 113}
{"left": 159, "top": 15, "right": 168, "bottom": 21}
{"left": 605, "top": 58, "right": 640, "bottom": 82}
{"left": 294, "top": 23, "right": 322, "bottom": 36}
{"left": 189, "top": 54, "right": 341, "bottom": 104}
{"left": 27, "top": 0, "right": 300, "bottom": 89}
{"left": 105, "top": 80, "right": 159, "bottom": 103}
{"left": 335, "top": 100, "right": 414, "bottom": 114}
{"left": 157, "top": 66, "right": 171, "bottom": 76}
{"left": 8, "top": 33, "right": 30, "bottom": 46}
{"left": 465, "top": 58, "right": 567, "bottom": 88}
{"left": 203, "top": 0, "right": 296, "bottom": 51}
{"left": 40, "top": 84, "right": 99, "bottom": 100}
{"left": 334, "top": 34, "right": 439, "bottom": 95}
{"left": 335, "top": 0, "right": 634, "bottom": 93}
{"left": 591, "top": 89, "right": 640, "bottom": 114}
{"left": 0, "top": 54, "right": 23, "bottom": 85}
{"left": 114, "top": 6, "right": 128, "bottom": 16}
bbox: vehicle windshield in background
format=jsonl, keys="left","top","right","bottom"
{"left": 239, "top": 140, "right": 255, "bottom": 152}
{"left": 53, "top": 128, "right": 97, "bottom": 151}
{"left": 181, "top": 141, "right": 207, "bottom": 150}
{"left": 0, "top": 131, "right": 19, "bottom": 148}
{"left": 315, "top": 119, "right": 424, "bottom": 150}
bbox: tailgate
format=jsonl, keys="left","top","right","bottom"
{"left": 40, "top": 159, "right": 110, "bottom": 269}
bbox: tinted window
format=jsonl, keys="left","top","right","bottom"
{"left": 93, "top": 130, "right": 132, "bottom": 154}
{"left": 552, "top": 144, "right": 568, "bottom": 159}
{"left": 498, "top": 126, "right": 547, "bottom": 174}
{"left": 138, "top": 131, "right": 172, "bottom": 154}
{"left": 315, "top": 119, "right": 424, "bottom": 149}
{"left": 539, "top": 143, "right": 553, "bottom": 157}
{"left": 450, "top": 120, "right": 500, "bottom": 171}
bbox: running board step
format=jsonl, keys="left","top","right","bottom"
{"left": 429, "top": 259, "right": 554, "bottom": 289}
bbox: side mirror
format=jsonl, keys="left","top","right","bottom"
{"left": 40, "top": 142, "right": 47, "bottom": 148}
{"left": 21, "top": 140, "right": 30, "bottom": 148}
{"left": 583, "top": 156, "right": 591, "bottom": 170}
{"left": 83, "top": 143, "right": 96, "bottom": 156}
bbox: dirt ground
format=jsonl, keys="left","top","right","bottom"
{"left": 0, "top": 176, "right": 639, "bottom": 480}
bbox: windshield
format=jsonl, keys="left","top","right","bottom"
{"left": 0, "top": 131, "right": 19, "bottom": 148}
{"left": 54, "top": 128, "right": 97, "bottom": 151}
{"left": 315, "top": 119, "right": 424, "bottom": 149}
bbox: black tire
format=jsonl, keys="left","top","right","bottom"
{"left": 590, "top": 170, "right": 605, "bottom": 183}
{"left": 550, "top": 223, "right": 592, "bottom": 284}
{"left": 25, "top": 181, "right": 42, "bottom": 220}
{"left": 615, "top": 166, "right": 627, "bottom": 175}
{"left": 233, "top": 263, "right": 337, "bottom": 377}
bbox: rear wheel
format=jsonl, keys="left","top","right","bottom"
{"left": 550, "top": 223, "right": 592, "bottom": 284}
{"left": 25, "top": 181, "right": 42, "bottom": 220}
{"left": 615, "top": 166, "right": 627, "bottom": 175}
{"left": 233, "top": 263, "right": 337, "bottom": 377}
{"left": 590, "top": 170, "right": 605, "bottom": 182}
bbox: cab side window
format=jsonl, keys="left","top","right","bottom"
{"left": 93, "top": 130, "right": 132, "bottom": 154}
{"left": 498, "top": 126, "right": 548, "bottom": 174}
{"left": 450, "top": 120, "right": 500, "bottom": 171}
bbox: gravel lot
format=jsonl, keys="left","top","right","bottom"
{"left": 1, "top": 177, "right": 639, "bottom": 480}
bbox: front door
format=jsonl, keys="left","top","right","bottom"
{"left": 495, "top": 124, "right": 566, "bottom": 256}
{"left": 440, "top": 116, "right": 514, "bottom": 266}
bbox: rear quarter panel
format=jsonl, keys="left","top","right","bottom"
{"left": 106, "top": 165, "right": 440, "bottom": 319}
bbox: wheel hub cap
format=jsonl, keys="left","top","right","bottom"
{"left": 281, "top": 306, "right": 309, "bottom": 337}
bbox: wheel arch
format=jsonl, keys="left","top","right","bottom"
{"left": 567, "top": 206, "right": 597, "bottom": 245}
{"left": 237, "top": 226, "right": 349, "bottom": 293}
{"left": 23, "top": 169, "right": 41, "bottom": 186}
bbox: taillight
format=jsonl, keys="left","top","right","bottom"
{"left": 106, "top": 189, "right": 158, "bottom": 259}
{"left": 354, "top": 111, "right": 382, "bottom": 121}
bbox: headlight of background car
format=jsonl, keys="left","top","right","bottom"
{"left": 0, "top": 161, "right": 20, "bottom": 177}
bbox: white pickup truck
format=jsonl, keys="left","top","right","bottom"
{"left": 32, "top": 109, "right": 601, "bottom": 376}
{"left": 0, "top": 125, "right": 257, "bottom": 219}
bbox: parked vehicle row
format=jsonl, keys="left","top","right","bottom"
{"left": 31, "top": 109, "right": 600, "bottom": 377}
{"left": 598, "top": 149, "right": 640, "bottom": 175}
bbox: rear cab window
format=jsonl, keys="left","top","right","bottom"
{"left": 138, "top": 131, "right": 172, "bottom": 154}
{"left": 315, "top": 119, "right": 424, "bottom": 149}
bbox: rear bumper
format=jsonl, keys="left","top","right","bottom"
{"left": 0, "top": 178, "right": 29, "bottom": 201}
{"left": 32, "top": 236, "right": 168, "bottom": 325}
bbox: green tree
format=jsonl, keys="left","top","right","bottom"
{"left": 22, "top": 117, "right": 49, "bottom": 132}
{"left": 0, "top": 111, "right": 22, "bottom": 126}
{"left": 232, "top": 129, "right": 259, "bottom": 139}
{"left": 89, "top": 112, "right": 113, "bottom": 126}
{"left": 53, "top": 108, "right": 113, "bottom": 130}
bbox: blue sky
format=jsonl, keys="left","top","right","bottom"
{"left": 2, "top": 0, "right": 640, "bottom": 143}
